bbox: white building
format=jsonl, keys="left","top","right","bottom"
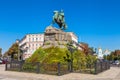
{"left": 66, "top": 32, "right": 79, "bottom": 48}
{"left": 103, "top": 49, "right": 111, "bottom": 56}
{"left": 19, "top": 33, "right": 44, "bottom": 59}
{"left": 97, "top": 48, "right": 103, "bottom": 59}
{"left": 67, "top": 32, "right": 78, "bottom": 43}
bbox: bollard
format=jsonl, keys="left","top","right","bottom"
{"left": 101, "top": 62, "right": 103, "bottom": 72}
{"left": 58, "top": 62, "right": 61, "bottom": 76}
{"left": 19, "top": 61, "right": 23, "bottom": 71}
{"left": 36, "top": 62, "right": 40, "bottom": 74}
{"left": 68, "top": 62, "right": 71, "bottom": 72}
{"left": 5, "top": 62, "right": 8, "bottom": 71}
{"left": 94, "top": 62, "right": 97, "bottom": 74}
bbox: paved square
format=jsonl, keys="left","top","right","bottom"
{"left": 0, "top": 64, "right": 120, "bottom": 80}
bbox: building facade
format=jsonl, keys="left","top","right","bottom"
{"left": 19, "top": 34, "right": 44, "bottom": 59}
{"left": 103, "top": 49, "right": 111, "bottom": 56}
{"left": 79, "top": 42, "right": 89, "bottom": 55}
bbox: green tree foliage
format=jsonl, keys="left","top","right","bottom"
{"left": 0, "top": 48, "right": 2, "bottom": 57}
{"left": 3, "top": 52, "right": 7, "bottom": 57}
{"left": 109, "top": 53, "right": 114, "bottom": 61}
{"left": 74, "top": 50, "right": 86, "bottom": 65}
{"left": 26, "top": 46, "right": 97, "bottom": 66}
{"left": 8, "top": 43, "right": 18, "bottom": 55}
{"left": 105, "top": 50, "right": 120, "bottom": 61}
{"left": 86, "top": 54, "right": 97, "bottom": 65}
{"left": 5, "top": 43, "right": 19, "bottom": 59}
{"left": 26, "top": 47, "right": 69, "bottom": 64}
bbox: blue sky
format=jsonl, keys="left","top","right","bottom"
{"left": 0, "top": 0, "right": 120, "bottom": 53}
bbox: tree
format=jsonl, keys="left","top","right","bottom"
{"left": 110, "top": 53, "right": 115, "bottom": 61}
{"left": 80, "top": 42, "right": 89, "bottom": 55}
{"left": 86, "top": 54, "right": 97, "bottom": 65}
{"left": 5, "top": 43, "right": 19, "bottom": 60}
{"left": 3, "top": 51, "right": 8, "bottom": 58}
{"left": 0, "top": 48, "right": 2, "bottom": 57}
{"left": 26, "top": 46, "right": 69, "bottom": 64}
{"left": 106, "top": 50, "right": 120, "bottom": 61}
{"left": 74, "top": 50, "right": 86, "bottom": 65}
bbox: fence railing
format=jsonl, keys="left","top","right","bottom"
{"left": 5, "top": 61, "right": 69, "bottom": 76}
{"left": 5, "top": 61, "right": 110, "bottom": 75}
{"left": 110, "top": 64, "right": 120, "bottom": 67}
{"left": 94, "top": 61, "right": 110, "bottom": 74}
{"left": 73, "top": 63, "right": 95, "bottom": 74}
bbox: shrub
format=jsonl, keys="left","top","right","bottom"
{"left": 22, "top": 63, "right": 36, "bottom": 71}
{"left": 26, "top": 46, "right": 97, "bottom": 71}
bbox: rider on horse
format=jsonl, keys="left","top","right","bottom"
{"left": 52, "top": 10, "right": 67, "bottom": 30}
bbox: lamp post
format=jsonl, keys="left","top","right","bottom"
{"left": 67, "top": 42, "right": 77, "bottom": 72}
{"left": 68, "top": 47, "right": 73, "bottom": 72}
{"left": 16, "top": 39, "right": 20, "bottom": 61}
{"left": 19, "top": 47, "right": 28, "bottom": 62}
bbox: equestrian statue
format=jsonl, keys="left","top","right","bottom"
{"left": 51, "top": 10, "right": 67, "bottom": 30}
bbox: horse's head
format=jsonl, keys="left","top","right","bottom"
{"left": 53, "top": 11, "right": 59, "bottom": 17}
{"left": 53, "top": 10, "right": 59, "bottom": 13}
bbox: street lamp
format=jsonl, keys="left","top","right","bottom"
{"left": 19, "top": 47, "right": 28, "bottom": 62}
{"left": 16, "top": 39, "right": 28, "bottom": 61}
{"left": 67, "top": 47, "right": 73, "bottom": 72}
{"left": 16, "top": 39, "right": 20, "bottom": 61}
{"left": 67, "top": 42, "right": 77, "bottom": 72}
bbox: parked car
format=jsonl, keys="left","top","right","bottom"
{"left": 110, "top": 61, "right": 113, "bottom": 64}
{"left": 115, "top": 60, "right": 119, "bottom": 65}
{"left": 0, "top": 60, "right": 2, "bottom": 64}
{"left": 2, "top": 59, "right": 8, "bottom": 64}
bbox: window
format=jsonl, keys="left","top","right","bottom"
{"left": 32, "top": 38, "right": 34, "bottom": 41}
{"left": 37, "top": 38, "right": 39, "bottom": 41}
{"left": 29, "top": 44, "right": 31, "bottom": 47}
{"left": 36, "top": 38, "right": 38, "bottom": 41}
{"left": 29, "top": 38, "right": 31, "bottom": 41}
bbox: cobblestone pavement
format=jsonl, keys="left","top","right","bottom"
{"left": 0, "top": 64, "right": 120, "bottom": 80}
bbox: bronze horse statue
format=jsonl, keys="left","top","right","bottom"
{"left": 51, "top": 10, "right": 67, "bottom": 30}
